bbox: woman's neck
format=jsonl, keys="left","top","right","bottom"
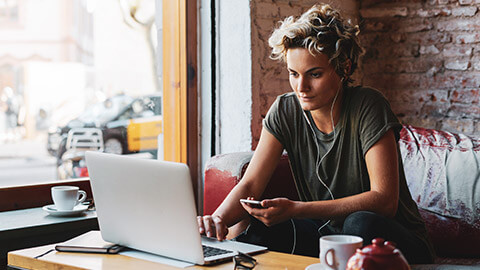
{"left": 310, "top": 89, "right": 343, "bottom": 134}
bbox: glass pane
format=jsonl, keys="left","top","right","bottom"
{"left": 0, "top": 0, "right": 161, "bottom": 186}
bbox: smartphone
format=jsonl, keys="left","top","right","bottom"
{"left": 240, "top": 199, "right": 265, "bottom": 208}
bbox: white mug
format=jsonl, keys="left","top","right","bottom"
{"left": 51, "top": 186, "right": 87, "bottom": 211}
{"left": 319, "top": 235, "right": 363, "bottom": 270}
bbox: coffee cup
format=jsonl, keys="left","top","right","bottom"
{"left": 51, "top": 186, "right": 87, "bottom": 211}
{"left": 319, "top": 235, "right": 363, "bottom": 270}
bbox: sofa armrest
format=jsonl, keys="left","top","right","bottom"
{"left": 400, "top": 125, "right": 480, "bottom": 257}
{"left": 203, "top": 152, "right": 299, "bottom": 215}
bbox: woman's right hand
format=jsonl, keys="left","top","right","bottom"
{"left": 197, "top": 215, "right": 229, "bottom": 241}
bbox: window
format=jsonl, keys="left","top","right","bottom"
{"left": 0, "top": 0, "right": 19, "bottom": 24}
{"left": 0, "top": 0, "right": 202, "bottom": 212}
{"left": 0, "top": 0, "right": 160, "bottom": 190}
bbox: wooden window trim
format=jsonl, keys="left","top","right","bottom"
{"left": 163, "top": 0, "right": 200, "bottom": 207}
{"left": 1, "top": 0, "right": 200, "bottom": 213}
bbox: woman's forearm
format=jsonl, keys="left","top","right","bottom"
{"left": 212, "top": 181, "right": 260, "bottom": 227}
{"left": 293, "top": 190, "right": 398, "bottom": 220}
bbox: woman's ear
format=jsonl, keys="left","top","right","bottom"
{"left": 344, "top": 59, "right": 352, "bottom": 76}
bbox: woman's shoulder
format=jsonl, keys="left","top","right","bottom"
{"left": 348, "top": 85, "right": 386, "bottom": 98}
{"left": 346, "top": 85, "right": 389, "bottom": 105}
{"left": 276, "top": 92, "right": 297, "bottom": 102}
{"left": 272, "top": 92, "right": 300, "bottom": 110}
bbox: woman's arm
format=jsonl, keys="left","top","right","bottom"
{"left": 244, "top": 129, "right": 399, "bottom": 226}
{"left": 197, "top": 128, "right": 284, "bottom": 239}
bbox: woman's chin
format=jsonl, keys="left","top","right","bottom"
{"left": 300, "top": 103, "right": 316, "bottom": 111}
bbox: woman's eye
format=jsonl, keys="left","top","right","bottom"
{"left": 289, "top": 72, "right": 298, "bottom": 77}
{"left": 311, "top": 73, "right": 321, "bottom": 78}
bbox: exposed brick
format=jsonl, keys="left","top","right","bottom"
{"left": 395, "top": 44, "right": 420, "bottom": 57}
{"left": 474, "top": 121, "right": 480, "bottom": 134}
{"left": 361, "top": 0, "right": 389, "bottom": 8}
{"left": 416, "top": 8, "right": 451, "bottom": 17}
{"left": 410, "top": 31, "right": 451, "bottom": 45}
{"left": 451, "top": 89, "right": 480, "bottom": 104}
{"left": 365, "top": 58, "right": 441, "bottom": 73}
{"left": 365, "top": 41, "right": 419, "bottom": 58}
{"left": 420, "top": 72, "right": 480, "bottom": 89}
{"left": 402, "top": 22, "right": 434, "bottom": 33}
{"left": 441, "top": 118, "right": 475, "bottom": 135}
{"left": 364, "top": 73, "right": 422, "bottom": 91}
{"left": 363, "top": 21, "right": 390, "bottom": 32}
{"left": 390, "top": 33, "right": 407, "bottom": 43}
{"left": 404, "top": 117, "right": 442, "bottom": 130}
{"left": 445, "top": 59, "right": 470, "bottom": 70}
{"left": 254, "top": 18, "right": 276, "bottom": 41}
{"left": 385, "top": 89, "right": 449, "bottom": 103}
{"left": 442, "top": 44, "right": 473, "bottom": 56}
{"left": 426, "top": 66, "right": 442, "bottom": 77}
{"left": 437, "top": 18, "right": 480, "bottom": 31}
{"left": 420, "top": 45, "right": 441, "bottom": 54}
{"left": 390, "top": 101, "right": 421, "bottom": 117}
{"left": 254, "top": 2, "right": 279, "bottom": 18}
{"left": 359, "top": 33, "right": 381, "bottom": 48}
{"left": 458, "top": 0, "right": 473, "bottom": 5}
{"left": 456, "top": 33, "right": 480, "bottom": 44}
{"left": 360, "top": 7, "right": 408, "bottom": 18}
{"left": 448, "top": 104, "right": 480, "bottom": 118}
{"left": 277, "top": 3, "right": 304, "bottom": 20}
{"left": 473, "top": 58, "right": 480, "bottom": 71}
{"left": 420, "top": 103, "right": 451, "bottom": 117}
{"left": 451, "top": 6, "right": 478, "bottom": 16}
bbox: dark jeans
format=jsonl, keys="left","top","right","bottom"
{"left": 235, "top": 211, "right": 434, "bottom": 264}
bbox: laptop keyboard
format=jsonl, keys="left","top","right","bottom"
{"left": 202, "top": 245, "right": 234, "bottom": 258}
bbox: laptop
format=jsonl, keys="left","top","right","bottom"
{"left": 85, "top": 151, "right": 267, "bottom": 265}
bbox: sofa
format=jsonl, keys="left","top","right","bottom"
{"left": 203, "top": 125, "right": 480, "bottom": 266}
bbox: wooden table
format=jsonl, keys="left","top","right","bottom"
{"left": 8, "top": 243, "right": 320, "bottom": 269}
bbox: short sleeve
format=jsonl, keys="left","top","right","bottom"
{"left": 262, "top": 96, "right": 287, "bottom": 146}
{"left": 357, "top": 90, "right": 403, "bottom": 155}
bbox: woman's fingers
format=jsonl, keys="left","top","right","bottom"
{"left": 202, "top": 215, "right": 216, "bottom": 237}
{"left": 213, "top": 216, "right": 228, "bottom": 240}
{"left": 197, "top": 216, "right": 205, "bottom": 234}
{"left": 198, "top": 215, "right": 228, "bottom": 240}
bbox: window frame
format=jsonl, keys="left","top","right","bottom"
{"left": 162, "top": 0, "right": 200, "bottom": 208}
{"left": 1, "top": 0, "right": 200, "bottom": 213}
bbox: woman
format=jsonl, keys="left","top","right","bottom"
{"left": 198, "top": 3, "right": 434, "bottom": 264}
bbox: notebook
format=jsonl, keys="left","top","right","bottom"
{"left": 85, "top": 151, "right": 267, "bottom": 265}
{"left": 55, "top": 230, "right": 124, "bottom": 254}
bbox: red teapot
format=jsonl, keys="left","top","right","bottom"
{"left": 346, "top": 238, "right": 410, "bottom": 270}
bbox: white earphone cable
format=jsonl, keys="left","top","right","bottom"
{"left": 290, "top": 78, "right": 344, "bottom": 254}
{"left": 301, "top": 80, "right": 342, "bottom": 237}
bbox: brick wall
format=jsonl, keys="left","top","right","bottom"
{"left": 249, "top": 0, "right": 480, "bottom": 150}
{"left": 359, "top": 0, "right": 480, "bottom": 135}
{"left": 250, "top": 0, "right": 358, "bottom": 148}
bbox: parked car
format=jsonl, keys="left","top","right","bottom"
{"left": 47, "top": 94, "right": 162, "bottom": 165}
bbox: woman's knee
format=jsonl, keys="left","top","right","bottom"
{"left": 342, "top": 211, "right": 387, "bottom": 244}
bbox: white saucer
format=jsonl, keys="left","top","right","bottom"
{"left": 305, "top": 263, "right": 324, "bottom": 270}
{"left": 42, "top": 204, "right": 89, "bottom": 217}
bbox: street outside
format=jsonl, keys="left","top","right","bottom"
{"left": 0, "top": 134, "right": 57, "bottom": 187}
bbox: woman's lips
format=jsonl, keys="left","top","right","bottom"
{"left": 299, "top": 96, "right": 314, "bottom": 102}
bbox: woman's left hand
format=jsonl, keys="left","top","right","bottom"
{"left": 240, "top": 197, "right": 298, "bottom": 227}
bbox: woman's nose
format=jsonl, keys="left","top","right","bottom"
{"left": 297, "top": 77, "right": 309, "bottom": 92}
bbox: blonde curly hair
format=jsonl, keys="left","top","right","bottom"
{"left": 268, "top": 4, "right": 364, "bottom": 83}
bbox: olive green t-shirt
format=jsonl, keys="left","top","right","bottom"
{"left": 263, "top": 86, "right": 434, "bottom": 255}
